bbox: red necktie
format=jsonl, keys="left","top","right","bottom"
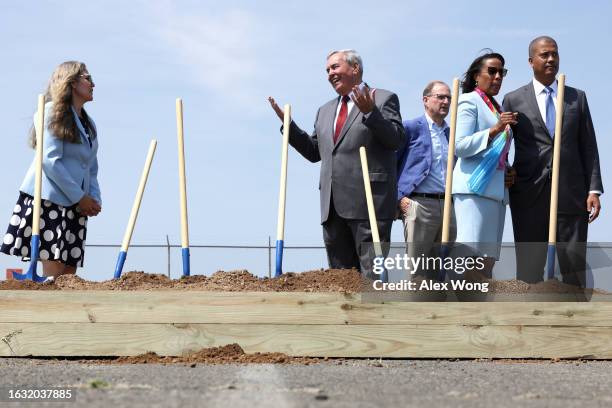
{"left": 334, "top": 95, "right": 350, "bottom": 144}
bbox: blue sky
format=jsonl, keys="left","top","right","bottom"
{"left": 1, "top": 1, "right": 610, "bottom": 281}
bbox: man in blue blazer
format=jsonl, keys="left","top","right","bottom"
{"left": 396, "top": 81, "right": 456, "bottom": 277}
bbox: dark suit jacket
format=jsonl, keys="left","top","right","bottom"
{"left": 287, "top": 88, "right": 405, "bottom": 223}
{"left": 502, "top": 82, "right": 603, "bottom": 214}
{"left": 396, "top": 115, "right": 450, "bottom": 200}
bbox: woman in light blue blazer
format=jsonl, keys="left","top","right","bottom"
{"left": 1, "top": 61, "right": 101, "bottom": 279}
{"left": 452, "top": 51, "right": 517, "bottom": 277}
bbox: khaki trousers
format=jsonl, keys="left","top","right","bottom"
{"left": 401, "top": 196, "right": 456, "bottom": 278}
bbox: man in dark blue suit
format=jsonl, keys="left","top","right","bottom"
{"left": 503, "top": 36, "right": 603, "bottom": 287}
{"left": 396, "top": 81, "right": 456, "bottom": 277}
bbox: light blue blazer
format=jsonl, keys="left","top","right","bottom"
{"left": 19, "top": 103, "right": 101, "bottom": 207}
{"left": 451, "top": 91, "right": 509, "bottom": 202}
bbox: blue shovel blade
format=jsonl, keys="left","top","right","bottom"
{"left": 546, "top": 244, "right": 556, "bottom": 280}
{"left": 181, "top": 247, "right": 190, "bottom": 277}
{"left": 275, "top": 240, "right": 284, "bottom": 277}
{"left": 13, "top": 235, "right": 47, "bottom": 282}
{"left": 113, "top": 251, "right": 127, "bottom": 280}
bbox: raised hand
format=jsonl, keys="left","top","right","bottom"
{"left": 351, "top": 84, "right": 376, "bottom": 114}
{"left": 267, "top": 96, "right": 285, "bottom": 122}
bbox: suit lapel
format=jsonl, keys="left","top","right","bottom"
{"left": 71, "top": 106, "right": 90, "bottom": 148}
{"left": 420, "top": 116, "right": 433, "bottom": 166}
{"left": 523, "top": 82, "right": 552, "bottom": 140}
{"left": 561, "top": 84, "right": 570, "bottom": 131}
{"left": 419, "top": 116, "right": 432, "bottom": 147}
{"left": 318, "top": 99, "right": 338, "bottom": 152}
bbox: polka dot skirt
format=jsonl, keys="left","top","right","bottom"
{"left": 1, "top": 192, "right": 88, "bottom": 267}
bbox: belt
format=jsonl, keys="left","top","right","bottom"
{"left": 409, "top": 192, "right": 447, "bottom": 200}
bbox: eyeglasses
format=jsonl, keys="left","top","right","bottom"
{"left": 485, "top": 67, "right": 508, "bottom": 77}
{"left": 79, "top": 74, "right": 94, "bottom": 83}
{"left": 427, "top": 94, "right": 452, "bottom": 101}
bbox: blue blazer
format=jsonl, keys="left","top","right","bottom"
{"left": 451, "top": 92, "right": 509, "bottom": 202}
{"left": 396, "top": 114, "right": 448, "bottom": 200}
{"left": 19, "top": 103, "right": 101, "bottom": 207}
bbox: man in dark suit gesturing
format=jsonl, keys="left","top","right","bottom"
{"left": 502, "top": 36, "right": 603, "bottom": 287}
{"left": 269, "top": 49, "right": 405, "bottom": 273}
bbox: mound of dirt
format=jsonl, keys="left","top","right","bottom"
{"left": 1, "top": 268, "right": 607, "bottom": 295}
{"left": 0, "top": 269, "right": 365, "bottom": 292}
{"left": 463, "top": 270, "right": 607, "bottom": 294}
{"left": 0, "top": 278, "right": 57, "bottom": 290}
{"left": 112, "top": 343, "right": 319, "bottom": 365}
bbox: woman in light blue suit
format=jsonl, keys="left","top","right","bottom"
{"left": 452, "top": 51, "right": 517, "bottom": 277}
{"left": 1, "top": 61, "right": 101, "bottom": 279}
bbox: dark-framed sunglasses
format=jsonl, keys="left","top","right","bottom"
{"left": 79, "top": 74, "right": 94, "bottom": 83}
{"left": 485, "top": 67, "right": 508, "bottom": 77}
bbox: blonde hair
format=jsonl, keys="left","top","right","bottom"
{"left": 30, "top": 61, "right": 94, "bottom": 147}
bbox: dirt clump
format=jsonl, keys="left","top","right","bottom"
{"left": 0, "top": 278, "right": 57, "bottom": 290}
{"left": 111, "top": 343, "right": 319, "bottom": 365}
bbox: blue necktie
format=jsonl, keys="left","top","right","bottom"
{"left": 545, "top": 86, "right": 556, "bottom": 138}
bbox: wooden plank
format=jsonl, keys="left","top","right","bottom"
{"left": 0, "top": 291, "right": 356, "bottom": 324}
{"left": 1, "top": 323, "right": 611, "bottom": 358}
{"left": 1, "top": 291, "right": 612, "bottom": 326}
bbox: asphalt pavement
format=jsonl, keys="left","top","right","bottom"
{"left": 1, "top": 358, "right": 611, "bottom": 407}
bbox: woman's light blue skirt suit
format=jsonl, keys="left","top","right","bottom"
{"left": 452, "top": 91, "right": 510, "bottom": 260}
